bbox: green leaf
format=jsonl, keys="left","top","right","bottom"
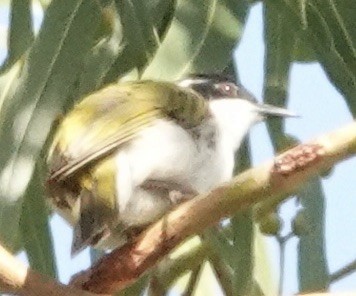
{"left": 146, "top": 0, "right": 176, "bottom": 40}
{"left": 77, "top": 2, "right": 124, "bottom": 95}
{"left": 117, "top": 274, "right": 149, "bottom": 296}
{"left": 103, "top": 0, "right": 160, "bottom": 82}
{"left": 297, "top": 178, "right": 329, "bottom": 292}
{"left": 254, "top": 229, "right": 278, "bottom": 296}
{"left": 20, "top": 166, "right": 57, "bottom": 278}
{"left": 38, "top": 0, "right": 52, "bottom": 10}
{"left": 263, "top": 0, "right": 315, "bottom": 63}
{"left": 263, "top": 0, "right": 294, "bottom": 146}
{"left": 231, "top": 140, "right": 254, "bottom": 295}
{"left": 1, "top": 0, "right": 34, "bottom": 71}
{"left": 203, "top": 230, "right": 236, "bottom": 296}
{"left": 0, "top": 0, "right": 102, "bottom": 251}
{"left": 0, "top": 60, "right": 24, "bottom": 252}
{"left": 142, "top": 0, "right": 249, "bottom": 80}
{"left": 292, "top": 29, "right": 316, "bottom": 63}
{"left": 306, "top": 0, "right": 356, "bottom": 111}
{"left": 277, "top": 0, "right": 356, "bottom": 113}
{"left": 0, "top": 59, "right": 23, "bottom": 114}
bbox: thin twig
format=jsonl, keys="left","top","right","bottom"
{"left": 277, "top": 235, "right": 286, "bottom": 296}
{"left": 208, "top": 251, "right": 235, "bottom": 296}
{"left": 281, "top": 232, "right": 294, "bottom": 243}
{"left": 330, "top": 258, "right": 356, "bottom": 282}
{"left": 148, "top": 273, "right": 166, "bottom": 296}
{"left": 182, "top": 265, "right": 203, "bottom": 296}
{"left": 154, "top": 242, "right": 208, "bottom": 289}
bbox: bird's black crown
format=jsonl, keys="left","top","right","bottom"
{"left": 178, "top": 73, "right": 257, "bottom": 103}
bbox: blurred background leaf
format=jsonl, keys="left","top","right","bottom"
{"left": 19, "top": 165, "right": 57, "bottom": 278}
{"left": 0, "top": 0, "right": 102, "bottom": 262}
{"left": 297, "top": 178, "right": 329, "bottom": 292}
{"left": 142, "top": 0, "right": 249, "bottom": 80}
{"left": 274, "top": 0, "right": 356, "bottom": 113}
{"left": 0, "top": 0, "right": 33, "bottom": 71}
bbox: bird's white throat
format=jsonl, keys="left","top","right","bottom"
{"left": 208, "top": 98, "right": 261, "bottom": 151}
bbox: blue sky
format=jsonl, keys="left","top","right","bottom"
{"left": 1, "top": 2, "right": 356, "bottom": 295}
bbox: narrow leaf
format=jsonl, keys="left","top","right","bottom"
{"left": 231, "top": 140, "right": 254, "bottom": 295}
{"left": 263, "top": 0, "right": 294, "bottom": 144}
{"left": 77, "top": 2, "right": 124, "bottom": 95}
{"left": 103, "top": 0, "right": 160, "bottom": 82}
{"left": 146, "top": 0, "right": 176, "bottom": 40}
{"left": 0, "top": 59, "right": 24, "bottom": 252}
{"left": 20, "top": 166, "right": 57, "bottom": 278}
{"left": 305, "top": 0, "right": 356, "bottom": 111}
{"left": 0, "top": 0, "right": 102, "bottom": 250}
{"left": 278, "top": 0, "right": 356, "bottom": 113}
{"left": 297, "top": 178, "right": 329, "bottom": 292}
{"left": 142, "top": 0, "right": 249, "bottom": 80}
{"left": 1, "top": 0, "right": 34, "bottom": 71}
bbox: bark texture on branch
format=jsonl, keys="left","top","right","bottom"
{"left": 0, "top": 244, "right": 106, "bottom": 296}
{"left": 68, "top": 122, "right": 356, "bottom": 294}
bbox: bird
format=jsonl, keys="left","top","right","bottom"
{"left": 46, "top": 74, "right": 295, "bottom": 256}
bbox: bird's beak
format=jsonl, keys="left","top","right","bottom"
{"left": 256, "top": 103, "right": 298, "bottom": 118}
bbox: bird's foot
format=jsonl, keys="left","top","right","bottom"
{"left": 141, "top": 179, "right": 198, "bottom": 205}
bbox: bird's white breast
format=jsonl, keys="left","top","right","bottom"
{"left": 115, "top": 118, "right": 233, "bottom": 226}
{"left": 115, "top": 98, "right": 259, "bottom": 227}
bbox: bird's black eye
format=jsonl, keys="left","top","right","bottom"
{"left": 216, "top": 82, "right": 238, "bottom": 97}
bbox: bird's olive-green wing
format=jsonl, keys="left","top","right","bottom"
{"left": 47, "top": 80, "right": 208, "bottom": 181}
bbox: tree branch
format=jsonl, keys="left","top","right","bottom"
{"left": 0, "top": 244, "right": 105, "bottom": 296}
{"left": 68, "top": 121, "right": 356, "bottom": 294}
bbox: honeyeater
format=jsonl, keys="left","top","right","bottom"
{"left": 46, "top": 74, "right": 294, "bottom": 255}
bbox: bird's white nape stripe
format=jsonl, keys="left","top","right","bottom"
{"left": 116, "top": 149, "right": 133, "bottom": 213}
{"left": 177, "top": 78, "right": 209, "bottom": 88}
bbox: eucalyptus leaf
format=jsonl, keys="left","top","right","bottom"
{"left": 262, "top": 1, "right": 315, "bottom": 63}
{"left": 0, "top": 59, "right": 24, "bottom": 252}
{"left": 20, "top": 166, "right": 57, "bottom": 278}
{"left": 254, "top": 229, "right": 278, "bottom": 296}
{"left": 277, "top": 0, "right": 356, "bottom": 113}
{"left": 103, "top": 0, "right": 160, "bottom": 82}
{"left": 263, "top": 0, "right": 294, "bottom": 146}
{"left": 77, "top": 2, "right": 124, "bottom": 96}
{"left": 0, "top": 0, "right": 102, "bottom": 251}
{"left": 0, "top": 58, "right": 23, "bottom": 112}
{"left": 142, "top": 0, "right": 249, "bottom": 80}
{"left": 203, "top": 228, "right": 235, "bottom": 270}
{"left": 146, "top": 0, "right": 176, "bottom": 40}
{"left": 0, "top": 0, "right": 34, "bottom": 71}
{"left": 305, "top": 0, "right": 356, "bottom": 111}
{"left": 297, "top": 178, "right": 329, "bottom": 292}
{"left": 231, "top": 140, "right": 254, "bottom": 295}
{"left": 292, "top": 29, "right": 316, "bottom": 63}
{"left": 38, "top": 0, "right": 52, "bottom": 10}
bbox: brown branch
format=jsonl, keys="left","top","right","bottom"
{"left": 0, "top": 244, "right": 107, "bottom": 296}
{"left": 70, "top": 122, "right": 356, "bottom": 295}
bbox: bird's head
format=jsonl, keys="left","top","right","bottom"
{"left": 177, "top": 74, "right": 296, "bottom": 149}
{"left": 177, "top": 73, "right": 295, "bottom": 118}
